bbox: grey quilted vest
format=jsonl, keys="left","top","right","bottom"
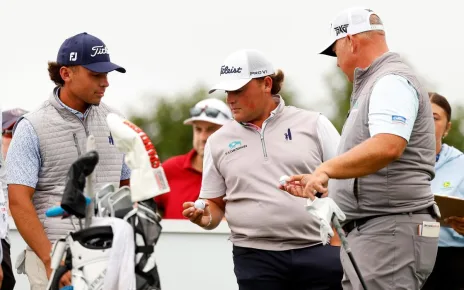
{"left": 329, "top": 52, "right": 436, "bottom": 223}
{"left": 17, "top": 91, "right": 125, "bottom": 242}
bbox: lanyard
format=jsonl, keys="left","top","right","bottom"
{"left": 436, "top": 145, "right": 443, "bottom": 162}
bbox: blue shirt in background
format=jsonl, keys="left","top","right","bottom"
{"left": 432, "top": 143, "right": 464, "bottom": 247}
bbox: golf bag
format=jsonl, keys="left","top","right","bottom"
{"left": 116, "top": 199, "right": 162, "bottom": 290}
{"left": 49, "top": 226, "right": 114, "bottom": 290}
{"left": 46, "top": 149, "right": 163, "bottom": 290}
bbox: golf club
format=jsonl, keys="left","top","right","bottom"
{"left": 332, "top": 215, "right": 369, "bottom": 290}
{"left": 85, "top": 135, "right": 97, "bottom": 228}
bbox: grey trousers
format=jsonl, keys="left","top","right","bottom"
{"left": 341, "top": 213, "right": 438, "bottom": 290}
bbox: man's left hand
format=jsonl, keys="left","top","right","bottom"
{"left": 446, "top": 216, "right": 464, "bottom": 236}
{"left": 280, "top": 171, "right": 329, "bottom": 199}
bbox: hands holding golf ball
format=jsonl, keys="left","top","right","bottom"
{"left": 279, "top": 170, "right": 330, "bottom": 200}
{"left": 182, "top": 199, "right": 212, "bottom": 228}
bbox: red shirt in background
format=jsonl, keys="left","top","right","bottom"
{"left": 155, "top": 149, "right": 202, "bottom": 219}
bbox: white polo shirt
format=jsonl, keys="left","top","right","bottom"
{"left": 368, "top": 74, "right": 419, "bottom": 142}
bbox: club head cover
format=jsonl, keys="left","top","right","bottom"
{"left": 61, "top": 151, "right": 99, "bottom": 219}
{"left": 106, "top": 113, "right": 170, "bottom": 202}
{"left": 305, "top": 197, "right": 346, "bottom": 245}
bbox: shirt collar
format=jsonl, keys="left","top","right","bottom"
{"left": 240, "top": 94, "right": 285, "bottom": 129}
{"left": 183, "top": 149, "right": 200, "bottom": 172}
{"left": 54, "top": 87, "right": 92, "bottom": 121}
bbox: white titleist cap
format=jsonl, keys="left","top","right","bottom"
{"left": 320, "top": 7, "right": 384, "bottom": 57}
{"left": 209, "top": 49, "right": 275, "bottom": 94}
{"left": 183, "top": 98, "right": 232, "bottom": 126}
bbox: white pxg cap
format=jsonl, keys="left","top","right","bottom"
{"left": 320, "top": 7, "right": 385, "bottom": 57}
{"left": 183, "top": 98, "right": 232, "bottom": 126}
{"left": 209, "top": 49, "right": 275, "bottom": 94}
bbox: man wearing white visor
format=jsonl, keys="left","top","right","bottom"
{"left": 282, "top": 7, "right": 440, "bottom": 290}
{"left": 183, "top": 49, "right": 343, "bottom": 290}
{"left": 155, "top": 98, "right": 231, "bottom": 219}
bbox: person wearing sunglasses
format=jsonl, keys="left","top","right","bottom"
{"left": 154, "top": 98, "right": 232, "bottom": 219}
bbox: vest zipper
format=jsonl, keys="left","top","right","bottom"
{"left": 69, "top": 109, "right": 90, "bottom": 137}
{"left": 246, "top": 111, "right": 276, "bottom": 159}
{"left": 255, "top": 118, "right": 273, "bottom": 159}
{"left": 73, "top": 133, "right": 82, "bottom": 157}
{"left": 260, "top": 133, "right": 268, "bottom": 158}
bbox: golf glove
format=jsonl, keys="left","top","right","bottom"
{"left": 305, "top": 197, "right": 346, "bottom": 245}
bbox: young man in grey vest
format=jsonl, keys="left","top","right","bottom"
{"left": 183, "top": 49, "right": 344, "bottom": 290}
{"left": 6, "top": 32, "right": 130, "bottom": 290}
{"left": 283, "top": 7, "right": 440, "bottom": 290}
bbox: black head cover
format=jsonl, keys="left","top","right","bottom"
{"left": 61, "top": 151, "right": 99, "bottom": 218}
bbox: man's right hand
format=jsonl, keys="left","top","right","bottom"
{"left": 182, "top": 201, "right": 212, "bottom": 227}
{"left": 44, "top": 259, "right": 72, "bottom": 287}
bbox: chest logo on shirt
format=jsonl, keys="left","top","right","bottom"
{"left": 225, "top": 141, "right": 247, "bottom": 155}
{"left": 108, "top": 132, "right": 114, "bottom": 145}
{"left": 229, "top": 141, "right": 241, "bottom": 149}
{"left": 284, "top": 128, "right": 292, "bottom": 141}
{"left": 442, "top": 181, "right": 452, "bottom": 189}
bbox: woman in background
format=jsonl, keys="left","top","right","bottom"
{"left": 422, "top": 92, "right": 464, "bottom": 290}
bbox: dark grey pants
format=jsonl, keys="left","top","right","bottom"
{"left": 341, "top": 214, "right": 438, "bottom": 290}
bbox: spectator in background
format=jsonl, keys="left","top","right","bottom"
{"left": 422, "top": 93, "right": 464, "bottom": 290}
{"left": 1, "top": 108, "right": 28, "bottom": 290}
{"left": 155, "top": 98, "right": 231, "bottom": 219}
{"left": 2, "top": 108, "right": 28, "bottom": 157}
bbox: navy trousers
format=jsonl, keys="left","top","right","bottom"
{"left": 233, "top": 244, "right": 343, "bottom": 290}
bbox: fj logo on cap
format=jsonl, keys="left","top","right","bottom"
{"left": 334, "top": 24, "right": 349, "bottom": 36}
{"left": 220, "top": 65, "right": 242, "bottom": 75}
{"left": 91, "top": 45, "right": 109, "bottom": 57}
{"left": 70, "top": 52, "right": 78, "bottom": 61}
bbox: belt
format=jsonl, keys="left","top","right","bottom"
{"left": 342, "top": 206, "right": 435, "bottom": 235}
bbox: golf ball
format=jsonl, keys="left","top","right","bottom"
{"left": 279, "top": 175, "right": 290, "bottom": 186}
{"left": 194, "top": 199, "right": 206, "bottom": 210}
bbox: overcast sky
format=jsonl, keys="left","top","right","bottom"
{"left": 1, "top": 0, "right": 461, "bottom": 119}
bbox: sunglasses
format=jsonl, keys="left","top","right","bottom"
{"left": 189, "top": 106, "right": 228, "bottom": 118}
{"left": 2, "top": 129, "right": 12, "bottom": 137}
